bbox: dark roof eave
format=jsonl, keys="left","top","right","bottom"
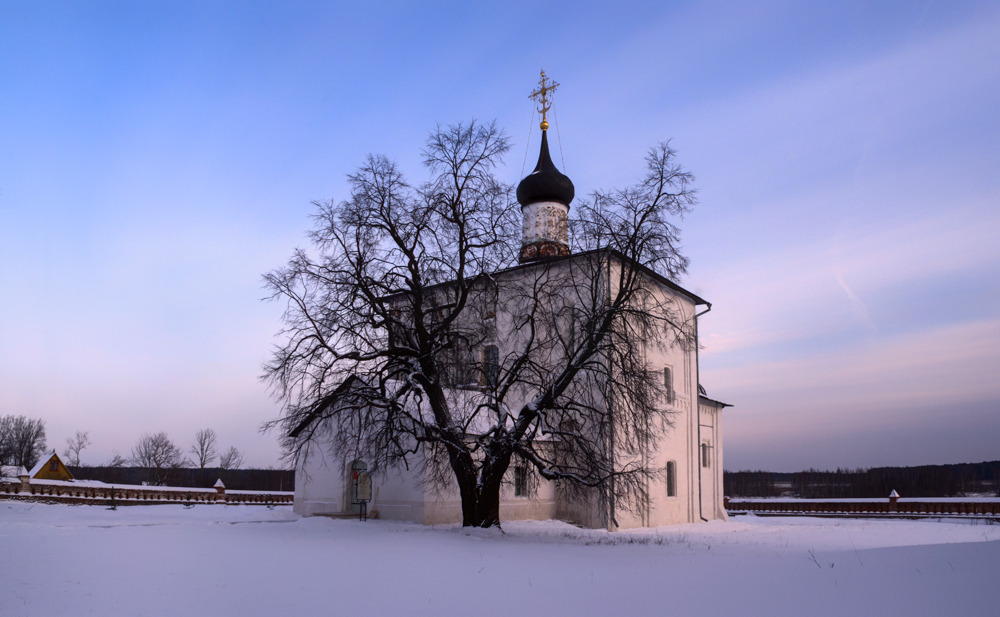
{"left": 699, "top": 394, "right": 733, "bottom": 409}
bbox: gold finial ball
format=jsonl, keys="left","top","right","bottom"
{"left": 540, "top": 119, "right": 549, "bottom": 131}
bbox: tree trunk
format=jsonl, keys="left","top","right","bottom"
{"left": 474, "top": 475, "right": 502, "bottom": 527}
{"left": 446, "top": 447, "right": 481, "bottom": 527}
{"left": 445, "top": 440, "right": 514, "bottom": 528}
{"left": 470, "top": 448, "right": 513, "bottom": 528}
{"left": 457, "top": 479, "right": 479, "bottom": 527}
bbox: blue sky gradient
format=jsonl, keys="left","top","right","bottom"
{"left": 2, "top": 1, "right": 997, "bottom": 470}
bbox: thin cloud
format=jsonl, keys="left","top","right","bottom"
{"left": 698, "top": 200, "right": 1000, "bottom": 356}
{"left": 833, "top": 268, "right": 876, "bottom": 333}
{"left": 707, "top": 317, "right": 1000, "bottom": 410}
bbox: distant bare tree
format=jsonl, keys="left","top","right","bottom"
{"left": 106, "top": 452, "right": 128, "bottom": 468}
{"left": 0, "top": 415, "right": 12, "bottom": 465}
{"left": 63, "top": 430, "right": 91, "bottom": 466}
{"left": 0, "top": 414, "right": 48, "bottom": 469}
{"left": 131, "top": 432, "right": 183, "bottom": 485}
{"left": 218, "top": 446, "right": 244, "bottom": 470}
{"left": 189, "top": 428, "right": 218, "bottom": 469}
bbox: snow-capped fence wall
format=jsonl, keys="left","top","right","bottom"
{"left": 726, "top": 497, "right": 1000, "bottom": 519}
{"left": 0, "top": 477, "right": 293, "bottom": 506}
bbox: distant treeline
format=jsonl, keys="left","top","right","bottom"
{"left": 68, "top": 466, "right": 294, "bottom": 492}
{"left": 725, "top": 461, "right": 1000, "bottom": 498}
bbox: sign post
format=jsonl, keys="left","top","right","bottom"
{"left": 356, "top": 471, "right": 372, "bottom": 521}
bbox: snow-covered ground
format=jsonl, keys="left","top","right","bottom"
{"left": 2, "top": 503, "right": 997, "bottom": 616}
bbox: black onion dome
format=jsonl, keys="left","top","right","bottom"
{"left": 516, "top": 130, "right": 575, "bottom": 207}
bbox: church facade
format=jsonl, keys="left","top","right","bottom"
{"left": 292, "top": 79, "right": 729, "bottom": 529}
{"left": 292, "top": 260, "right": 730, "bottom": 528}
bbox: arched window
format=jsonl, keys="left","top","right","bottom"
{"left": 663, "top": 366, "right": 674, "bottom": 404}
{"left": 513, "top": 466, "right": 528, "bottom": 497}
{"left": 482, "top": 345, "right": 499, "bottom": 388}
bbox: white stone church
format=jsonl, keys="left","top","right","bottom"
{"left": 292, "top": 89, "right": 730, "bottom": 530}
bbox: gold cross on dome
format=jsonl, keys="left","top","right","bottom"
{"left": 529, "top": 69, "right": 559, "bottom": 130}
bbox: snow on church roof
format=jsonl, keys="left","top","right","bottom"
{"left": 382, "top": 248, "right": 711, "bottom": 310}
{"left": 493, "top": 248, "right": 711, "bottom": 308}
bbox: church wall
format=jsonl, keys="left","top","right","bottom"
{"left": 485, "top": 255, "right": 722, "bottom": 530}
{"left": 293, "top": 423, "right": 429, "bottom": 520}
{"left": 712, "top": 408, "right": 727, "bottom": 520}
{"left": 294, "top": 440, "right": 347, "bottom": 517}
{"left": 644, "top": 406, "right": 696, "bottom": 527}
{"left": 698, "top": 403, "right": 728, "bottom": 521}
{"left": 611, "top": 270, "right": 711, "bottom": 528}
{"left": 293, "top": 253, "right": 727, "bottom": 529}
{"left": 627, "top": 264, "right": 696, "bottom": 527}
{"left": 296, "top": 431, "right": 559, "bottom": 525}
{"left": 366, "top": 456, "right": 429, "bottom": 523}
{"left": 417, "top": 447, "right": 559, "bottom": 525}
{"left": 555, "top": 486, "right": 605, "bottom": 529}
{"left": 496, "top": 257, "right": 608, "bottom": 529}
{"left": 418, "top": 479, "right": 558, "bottom": 525}
{"left": 500, "top": 465, "right": 558, "bottom": 522}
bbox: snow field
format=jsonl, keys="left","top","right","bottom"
{"left": 1, "top": 503, "right": 998, "bottom": 616}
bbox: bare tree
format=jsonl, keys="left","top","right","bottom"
{"left": 63, "top": 430, "right": 91, "bottom": 466}
{"left": 0, "top": 414, "right": 48, "bottom": 469}
{"left": 131, "top": 432, "right": 183, "bottom": 485}
{"left": 189, "top": 428, "right": 218, "bottom": 469}
{"left": 264, "top": 121, "right": 696, "bottom": 527}
{"left": 0, "top": 415, "right": 12, "bottom": 465}
{"left": 218, "top": 446, "right": 244, "bottom": 470}
{"left": 105, "top": 452, "right": 128, "bottom": 468}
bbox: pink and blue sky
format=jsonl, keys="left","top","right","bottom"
{"left": 1, "top": 1, "right": 997, "bottom": 470}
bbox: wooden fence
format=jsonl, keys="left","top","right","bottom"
{"left": 726, "top": 497, "right": 1000, "bottom": 519}
{"left": 0, "top": 477, "right": 292, "bottom": 506}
